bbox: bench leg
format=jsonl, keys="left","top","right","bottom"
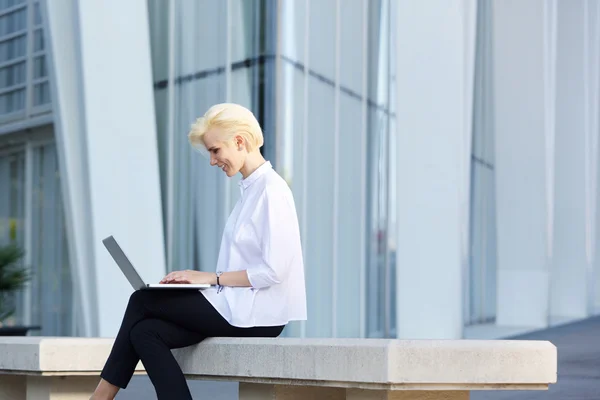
{"left": 0, "top": 375, "right": 26, "bottom": 400}
{"left": 239, "top": 383, "right": 346, "bottom": 399}
{"left": 25, "top": 376, "right": 99, "bottom": 400}
{"left": 346, "top": 389, "right": 470, "bottom": 400}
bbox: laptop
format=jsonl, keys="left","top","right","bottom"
{"left": 102, "top": 236, "right": 211, "bottom": 290}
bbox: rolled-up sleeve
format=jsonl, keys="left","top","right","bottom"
{"left": 246, "top": 189, "right": 298, "bottom": 289}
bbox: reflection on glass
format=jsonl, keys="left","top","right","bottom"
{"left": 33, "top": 29, "right": 43, "bottom": 52}
{"left": 0, "top": 88, "right": 25, "bottom": 114}
{"left": 0, "top": 151, "right": 25, "bottom": 326}
{"left": 0, "top": 0, "right": 26, "bottom": 12}
{"left": 0, "top": 2, "right": 51, "bottom": 117}
{"left": 30, "top": 144, "right": 73, "bottom": 335}
{"left": 0, "top": 35, "right": 26, "bottom": 63}
{"left": 148, "top": 0, "right": 275, "bottom": 278}
{"left": 34, "top": 2, "right": 41, "bottom": 25}
{"left": 33, "top": 55, "right": 46, "bottom": 79}
{"left": 33, "top": 81, "right": 50, "bottom": 106}
{"left": 0, "top": 8, "right": 26, "bottom": 36}
{"left": 365, "top": 0, "right": 395, "bottom": 338}
{"left": 276, "top": 0, "right": 397, "bottom": 338}
{"left": 467, "top": 0, "right": 497, "bottom": 325}
{"left": 148, "top": 0, "right": 398, "bottom": 338}
{"left": 0, "top": 61, "right": 26, "bottom": 89}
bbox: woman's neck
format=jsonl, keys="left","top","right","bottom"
{"left": 240, "top": 152, "right": 267, "bottom": 179}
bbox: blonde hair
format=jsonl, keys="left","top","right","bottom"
{"left": 188, "top": 103, "right": 264, "bottom": 153}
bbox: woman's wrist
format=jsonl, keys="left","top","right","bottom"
{"left": 203, "top": 270, "right": 252, "bottom": 288}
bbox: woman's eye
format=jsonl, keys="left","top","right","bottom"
{"left": 214, "top": 149, "right": 219, "bottom": 154}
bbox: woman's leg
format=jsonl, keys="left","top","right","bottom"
{"left": 98, "top": 289, "right": 285, "bottom": 399}
{"left": 90, "top": 379, "right": 119, "bottom": 400}
{"left": 129, "top": 318, "right": 284, "bottom": 400}
{"left": 100, "top": 290, "right": 159, "bottom": 389}
{"left": 99, "top": 290, "right": 231, "bottom": 391}
{"left": 129, "top": 319, "right": 203, "bottom": 400}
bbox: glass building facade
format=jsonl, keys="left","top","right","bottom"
{"left": 147, "top": 0, "right": 398, "bottom": 338}
{"left": 468, "top": 0, "right": 496, "bottom": 325}
{"left": 0, "top": 0, "right": 71, "bottom": 336}
{"left": 0, "top": 0, "right": 50, "bottom": 120}
{"left": 0, "top": 0, "right": 598, "bottom": 338}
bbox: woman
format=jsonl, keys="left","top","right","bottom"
{"left": 91, "top": 103, "right": 307, "bottom": 400}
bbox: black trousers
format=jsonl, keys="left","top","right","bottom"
{"left": 101, "top": 290, "right": 284, "bottom": 400}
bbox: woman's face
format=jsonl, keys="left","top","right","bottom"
{"left": 203, "top": 128, "right": 245, "bottom": 177}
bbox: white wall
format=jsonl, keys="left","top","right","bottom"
{"left": 492, "top": 0, "right": 554, "bottom": 329}
{"left": 43, "top": 0, "right": 166, "bottom": 337}
{"left": 492, "top": 0, "right": 600, "bottom": 328}
{"left": 551, "top": 0, "right": 596, "bottom": 321}
{"left": 395, "top": 0, "right": 476, "bottom": 339}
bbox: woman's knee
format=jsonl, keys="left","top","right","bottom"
{"left": 128, "top": 289, "right": 149, "bottom": 307}
{"left": 129, "top": 319, "right": 157, "bottom": 346}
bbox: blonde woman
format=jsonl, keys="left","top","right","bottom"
{"left": 91, "top": 103, "right": 307, "bottom": 400}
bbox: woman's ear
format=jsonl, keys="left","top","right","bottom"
{"left": 235, "top": 135, "right": 245, "bottom": 150}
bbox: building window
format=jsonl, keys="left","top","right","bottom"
{"left": 0, "top": 139, "right": 74, "bottom": 335}
{"left": 0, "top": 0, "right": 51, "bottom": 121}
{"left": 466, "top": 0, "right": 497, "bottom": 326}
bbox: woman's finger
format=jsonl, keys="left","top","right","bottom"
{"left": 160, "top": 271, "right": 192, "bottom": 284}
{"left": 161, "top": 272, "right": 177, "bottom": 283}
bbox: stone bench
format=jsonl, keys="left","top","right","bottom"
{"left": 0, "top": 337, "right": 556, "bottom": 399}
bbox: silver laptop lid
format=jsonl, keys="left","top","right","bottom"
{"left": 102, "top": 236, "right": 146, "bottom": 290}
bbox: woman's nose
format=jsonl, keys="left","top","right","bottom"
{"left": 210, "top": 157, "right": 217, "bottom": 166}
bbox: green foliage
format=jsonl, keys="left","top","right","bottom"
{"left": 0, "top": 245, "right": 30, "bottom": 321}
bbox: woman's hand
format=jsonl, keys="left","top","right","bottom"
{"left": 159, "top": 270, "right": 216, "bottom": 285}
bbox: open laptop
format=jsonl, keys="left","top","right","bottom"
{"left": 102, "top": 235, "right": 211, "bottom": 290}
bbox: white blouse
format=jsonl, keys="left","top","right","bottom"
{"left": 201, "top": 161, "right": 307, "bottom": 327}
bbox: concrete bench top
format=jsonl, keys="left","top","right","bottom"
{"left": 0, "top": 337, "right": 557, "bottom": 392}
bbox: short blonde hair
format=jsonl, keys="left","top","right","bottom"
{"left": 188, "top": 103, "right": 264, "bottom": 153}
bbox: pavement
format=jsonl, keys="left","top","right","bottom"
{"left": 473, "top": 315, "right": 600, "bottom": 400}
{"left": 116, "top": 316, "right": 600, "bottom": 399}
{"left": 116, "top": 378, "right": 237, "bottom": 400}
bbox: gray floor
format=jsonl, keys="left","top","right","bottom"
{"left": 116, "top": 316, "right": 600, "bottom": 400}
{"left": 115, "top": 378, "right": 237, "bottom": 400}
{"left": 473, "top": 315, "right": 600, "bottom": 400}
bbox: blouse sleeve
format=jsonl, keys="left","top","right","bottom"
{"left": 246, "top": 188, "right": 299, "bottom": 289}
